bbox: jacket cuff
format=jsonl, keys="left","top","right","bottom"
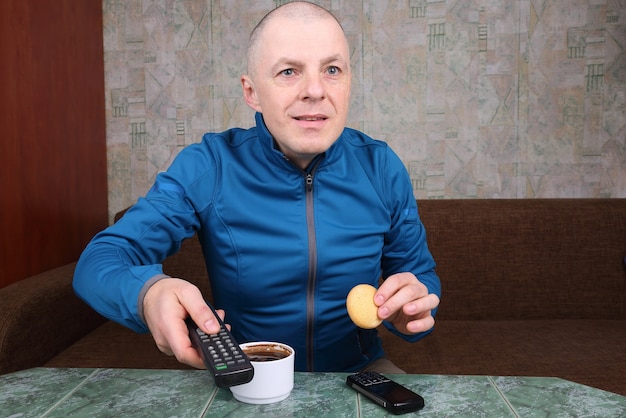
{"left": 137, "top": 274, "right": 171, "bottom": 326}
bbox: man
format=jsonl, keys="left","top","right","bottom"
{"left": 74, "top": 1, "right": 441, "bottom": 373}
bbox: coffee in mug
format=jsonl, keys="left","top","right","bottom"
{"left": 242, "top": 343, "right": 291, "bottom": 362}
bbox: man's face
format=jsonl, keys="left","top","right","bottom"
{"left": 242, "top": 15, "right": 351, "bottom": 169}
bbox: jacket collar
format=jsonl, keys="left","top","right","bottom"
{"left": 254, "top": 112, "right": 344, "bottom": 172}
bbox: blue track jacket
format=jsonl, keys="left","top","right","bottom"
{"left": 74, "top": 112, "right": 441, "bottom": 372}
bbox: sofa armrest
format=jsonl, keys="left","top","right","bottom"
{"left": 0, "top": 263, "right": 106, "bottom": 375}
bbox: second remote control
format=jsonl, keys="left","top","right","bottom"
{"left": 186, "top": 307, "right": 254, "bottom": 388}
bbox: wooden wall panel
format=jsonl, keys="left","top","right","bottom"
{"left": 0, "top": 0, "right": 108, "bottom": 288}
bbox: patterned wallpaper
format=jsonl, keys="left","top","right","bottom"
{"left": 102, "top": 0, "right": 626, "bottom": 221}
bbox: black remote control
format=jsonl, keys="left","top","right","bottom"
{"left": 346, "top": 371, "right": 425, "bottom": 415}
{"left": 186, "top": 306, "right": 254, "bottom": 388}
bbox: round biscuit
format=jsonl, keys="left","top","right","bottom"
{"left": 346, "top": 284, "right": 382, "bottom": 329}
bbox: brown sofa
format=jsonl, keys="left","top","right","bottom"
{"left": 1, "top": 199, "right": 625, "bottom": 395}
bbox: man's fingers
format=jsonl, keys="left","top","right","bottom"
{"left": 375, "top": 273, "right": 427, "bottom": 320}
{"left": 142, "top": 278, "right": 219, "bottom": 369}
{"left": 175, "top": 345, "right": 206, "bottom": 369}
{"left": 404, "top": 314, "right": 436, "bottom": 334}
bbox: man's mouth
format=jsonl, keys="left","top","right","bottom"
{"left": 294, "top": 115, "right": 327, "bottom": 121}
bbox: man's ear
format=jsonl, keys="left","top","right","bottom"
{"left": 241, "top": 75, "right": 262, "bottom": 112}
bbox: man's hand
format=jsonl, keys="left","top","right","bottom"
{"left": 374, "top": 272, "right": 440, "bottom": 335}
{"left": 142, "top": 278, "right": 224, "bottom": 369}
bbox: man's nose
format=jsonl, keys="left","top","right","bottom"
{"left": 301, "top": 73, "right": 326, "bottom": 101}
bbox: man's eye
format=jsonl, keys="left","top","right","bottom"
{"left": 280, "top": 69, "right": 295, "bottom": 76}
{"left": 327, "top": 66, "right": 340, "bottom": 75}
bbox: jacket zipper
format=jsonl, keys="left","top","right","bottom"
{"left": 304, "top": 158, "right": 322, "bottom": 371}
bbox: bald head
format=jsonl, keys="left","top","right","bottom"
{"left": 246, "top": 1, "right": 346, "bottom": 78}
{"left": 239, "top": 1, "right": 352, "bottom": 169}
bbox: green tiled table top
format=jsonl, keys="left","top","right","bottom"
{"left": 1, "top": 368, "right": 624, "bottom": 417}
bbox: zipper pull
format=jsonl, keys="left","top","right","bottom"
{"left": 305, "top": 173, "right": 313, "bottom": 192}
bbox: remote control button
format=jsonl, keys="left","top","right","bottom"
{"left": 186, "top": 312, "right": 253, "bottom": 387}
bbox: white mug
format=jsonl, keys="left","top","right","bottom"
{"left": 229, "top": 341, "right": 295, "bottom": 404}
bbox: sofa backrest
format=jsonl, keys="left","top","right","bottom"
{"left": 118, "top": 199, "right": 626, "bottom": 321}
{"left": 417, "top": 199, "right": 626, "bottom": 320}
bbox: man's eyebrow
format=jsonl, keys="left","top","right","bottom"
{"left": 321, "top": 54, "right": 348, "bottom": 67}
{"left": 269, "top": 54, "right": 348, "bottom": 74}
{"left": 270, "top": 58, "right": 304, "bottom": 74}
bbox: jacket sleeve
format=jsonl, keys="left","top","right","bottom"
{"left": 73, "top": 145, "right": 210, "bottom": 332}
{"left": 380, "top": 148, "right": 441, "bottom": 342}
